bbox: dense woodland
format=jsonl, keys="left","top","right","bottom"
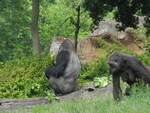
{"left": 0, "top": 0, "right": 150, "bottom": 112}
{"left": 0, "top": 0, "right": 150, "bottom": 61}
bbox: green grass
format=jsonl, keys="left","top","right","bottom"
{"left": 4, "top": 86, "right": 150, "bottom": 113}
{"left": 29, "top": 86, "right": 150, "bottom": 113}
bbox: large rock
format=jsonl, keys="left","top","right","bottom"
{"left": 49, "top": 36, "right": 66, "bottom": 56}
{"left": 118, "top": 27, "right": 136, "bottom": 40}
{"left": 91, "top": 19, "right": 138, "bottom": 40}
{"left": 50, "top": 36, "right": 99, "bottom": 55}
{"left": 91, "top": 19, "right": 119, "bottom": 38}
{"left": 137, "top": 16, "right": 146, "bottom": 26}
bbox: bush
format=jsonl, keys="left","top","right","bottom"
{"left": 80, "top": 54, "right": 110, "bottom": 81}
{"left": 93, "top": 76, "right": 111, "bottom": 88}
{"left": 0, "top": 55, "right": 54, "bottom": 99}
{"left": 0, "top": 53, "right": 111, "bottom": 98}
{"left": 0, "top": 47, "right": 149, "bottom": 99}
{"left": 135, "top": 52, "right": 150, "bottom": 66}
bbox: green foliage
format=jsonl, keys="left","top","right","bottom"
{"left": 40, "top": 0, "right": 92, "bottom": 52}
{"left": 135, "top": 53, "right": 150, "bottom": 66}
{"left": 0, "top": 0, "right": 92, "bottom": 62}
{"left": 80, "top": 54, "right": 110, "bottom": 81}
{"left": 0, "top": 0, "right": 32, "bottom": 61}
{"left": 0, "top": 53, "right": 109, "bottom": 99}
{"left": 93, "top": 76, "right": 111, "bottom": 88}
{"left": 97, "top": 39, "right": 106, "bottom": 48}
{"left": 0, "top": 0, "right": 149, "bottom": 102}
{"left": 0, "top": 77, "right": 52, "bottom": 98}
{"left": 97, "top": 38, "right": 133, "bottom": 54}
{"left": 83, "top": 0, "right": 150, "bottom": 29}
{"left": 83, "top": 0, "right": 113, "bottom": 25}
{"left": 136, "top": 26, "right": 150, "bottom": 53}
{"left": 104, "top": 8, "right": 117, "bottom": 19}
{"left": 0, "top": 55, "right": 55, "bottom": 99}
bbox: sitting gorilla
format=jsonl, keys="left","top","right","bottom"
{"left": 45, "top": 39, "right": 81, "bottom": 95}
{"left": 108, "top": 52, "right": 150, "bottom": 100}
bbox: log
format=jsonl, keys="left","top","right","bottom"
{"left": 0, "top": 97, "right": 49, "bottom": 111}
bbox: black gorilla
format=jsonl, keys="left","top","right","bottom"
{"left": 108, "top": 52, "right": 150, "bottom": 100}
{"left": 45, "top": 39, "right": 81, "bottom": 95}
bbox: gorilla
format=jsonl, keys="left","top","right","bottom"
{"left": 45, "top": 39, "right": 81, "bottom": 95}
{"left": 108, "top": 52, "right": 150, "bottom": 100}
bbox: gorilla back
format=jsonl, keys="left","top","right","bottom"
{"left": 45, "top": 39, "right": 81, "bottom": 95}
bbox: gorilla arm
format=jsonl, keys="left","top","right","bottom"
{"left": 55, "top": 51, "right": 70, "bottom": 77}
{"left": 45, "top": 51, "right": 70, "bottom": 78}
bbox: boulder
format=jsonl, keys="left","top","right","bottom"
{"left": 49, "top": 36, "right": 66, "bottom": 56}
{"left": 91, "top": 19, "right": 119, "bottom": 38}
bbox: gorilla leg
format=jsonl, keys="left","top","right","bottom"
{"left": 112, "top": 74, "right": 122, "bottom": 100}
{"left": 121, "top": 70, "right": 135, "bottom": 96}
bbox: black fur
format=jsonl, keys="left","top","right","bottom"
{"left": 45, "top": 39, "right": 81, "bottom": 95}
{"left": 45, "top": 51, "right": 70, "bottom": 78}
{"left": 108, "top": 52, "right": 150, "bottom": 100}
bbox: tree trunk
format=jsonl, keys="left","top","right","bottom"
{"left": 31, "top": 0, "right": 40, "bottom": 55}
{"left": 74, "top": 5, "right": 80, "bottom": 52}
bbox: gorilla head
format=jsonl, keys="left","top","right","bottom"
{"left": 45, "top": 39, "right": 81, "bottom": 95}
{"left": 58, "top": 39, "right": 75, "bottom": 52}
{"left": 108, "top": 52, "right": 126, "bottom": 74}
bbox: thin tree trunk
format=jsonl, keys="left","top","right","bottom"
{"left": 74, "top": 5, "right": 80, "bottom": 52}
{"left": 31, "top": 0, "right": 40, "bottom": 55}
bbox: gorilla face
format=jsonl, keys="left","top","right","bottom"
{"left": 108, "top": 52, "right": 123, "bottom": 74}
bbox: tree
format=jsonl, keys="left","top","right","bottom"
{"left": 39, "top": 0, "right": 92, "bottom": 53}
{"left": 83, "top": 0, "right": 113, "bottom": 26}
{"left": 0, "top": 0, "right": 32, "bottom": 61}
{"left": 31, "top": 0, "right": 40, "bottom": 55}
{"left": 74, "top": 5, "right": 81, "bottom": 52}
{"left": 63, "top": 0, "right": 82, "bottom": 52}
{"left": 83, "top": 0, "right": 150, "bottom": 30}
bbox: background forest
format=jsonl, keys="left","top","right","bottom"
{"left": 0, "top": 0, "right": 150, "bottom": 111}
{"left": 0, "top": 0, "right": 92, "bottom": 61}
{"left": 0, "top": 0, "right": 150, "bottom": 61}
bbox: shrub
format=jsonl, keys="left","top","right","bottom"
{"left": 93, "top": 76, "right": 111, "bottom": 88}
{"left": 0, "top": 55, "right": 54, "bottom": 99}
{"left": 135, "top": 52, "right": 150, "bottom": 66}
{"left": 80, "top": 54, "right": 111, "bottom": 81}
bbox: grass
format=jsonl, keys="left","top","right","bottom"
{"left": 26, "top": 86, "right": 150, "bottom": 113}
{"left": 3, "top": 86, "right": 150, "bottom": 113}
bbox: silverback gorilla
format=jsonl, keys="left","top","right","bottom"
{"left": 45, "top": 39, "right": 81, "bottom": 95}
{"left": 108, "top": 52, "right": 150, "bottom": 100}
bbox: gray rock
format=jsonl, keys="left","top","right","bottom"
{"left": 49, "top": 36, "right": 66, "bottom": 56}
{"left": 91, "top": 19, "right": 119, "bottom": 38}
{"left": 0, "top": 97, "right": 49, "bottom": 111}
{"left": 137, "top": 16, "right": 146, "bottom": 26}
{"left": 117, "top": 31, "right": 126, "bottom": 40}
